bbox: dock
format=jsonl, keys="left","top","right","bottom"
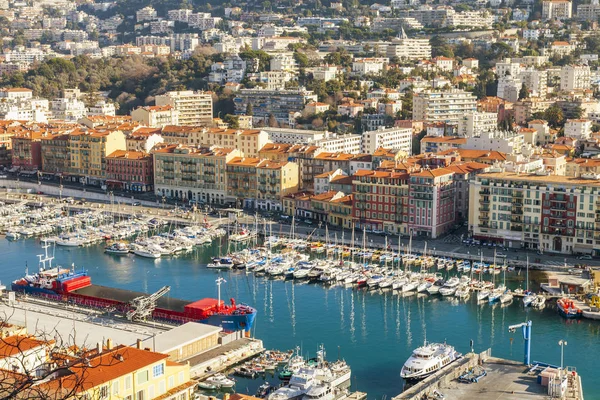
{"left": 393, "top": 350, "right": 584, "bottom": 400}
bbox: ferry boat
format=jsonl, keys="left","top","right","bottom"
{"left": 400, "top": 342, "right": 462, "bottom": 380}
{"left": 557, "top": 298, "right": 582, "bottom": 319}
{"left": 11, "top": 248, "right": 257, "bottom": 333}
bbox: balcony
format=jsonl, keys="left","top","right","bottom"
{"left": 510, "top": 226, "right": 523, "bottom": 232}
{"left": 479, "top": 207, "right": 490, "bottom": 212}
{"left": 480, "top": 215, "right": 490, "bottom": 220}
{"left": 512, "top": 192, "right": 523, "bottom": 198}
{"left": 510, "top": 216, "right": 522, "bottom": 223}
{"left": 551, "top": 198, "right": 567, "bottom": 203}
{"left": 479, "top": 197, "right": 490, "bottom": 204}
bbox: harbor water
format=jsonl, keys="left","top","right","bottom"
{"left": 1, "top": 238, "right": 599, "bottom": 399}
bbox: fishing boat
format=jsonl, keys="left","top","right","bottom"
{"left": 557, "top": 298, "right": 582, "bottom": 319}
{"left": 400, "top": 342, "right": 462, "bottom": 380}
{"left": 104, "top": 242, "right": 129, "bottom": 255}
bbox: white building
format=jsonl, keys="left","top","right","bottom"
{"left": 270, "top": 54, "right": 297, "bottom": 73}
{"left": 131, "top": 105, "right": 179, "bottom": 128}
{"left": 50, "top": 97, "right": 87, "bottom": 121}
{"left": 155, "top": 91, "right": 213, "bottom": 126}
{"left": 495, "top": 58, "right": 522, "bottom": 78}
{"left": 262, "top": 127, "right": 328, "bottom": 144}
{"left": 457, "top": 111, "right": 498, "bottom": 137}
{"left": 386, "top": 37, "right": 432, "bottom": 60}
{"left": 361, "top": 126, "right": 412, "bottom": 154}
{"left": 542, "top": 0, "right": 572, "bottom": 20}
{"left": 497, "top": 75, "right": 521, "bottom": 103}
{"left": 351, "top": 58, "right": 388, "bottom": 76}
{"left": 564, "top": 119, "right": 592, "bottom": 139}
{"left": 520, "top": 67, "right": 548, "bottom": 98}
{"left": 465, "top": 130, "right": 525, "bottom": 154}
{"left": 136, "top": 6, "right": 157, "bottom": 22}
{"left": 412, "top": 90, "right": 477, "bottom": 125}
{"left": 447, "top": 10, "right": 493, "bottom": 29}
{"left": 560, "top": 64, "right": 591, "bottom": 92}
{"left": 316, "top": 134, "right": 362, "bottom": 154}
{"left": 87, "top": 100, "right": 115, "bottom": 117}
{"left": 312, "top": 65, "right": 339, "bottom": 82}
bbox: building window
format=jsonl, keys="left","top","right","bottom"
{"left": 153, "top": 363, "right": 164, "bottom": 377}
{"left": 100, "top": 385, "right": 109, "bottom": 400}
{"left": 138, "top": 370, "right": 149, "bottom": 385}
{"left": 113, "top": 381, "right": 119, "bottom": 395}
{"left": 136, "top": 390, "right": 145, "bottom": 400}
{"left": 125, "top": 376, "right": 132, "bottom": 390}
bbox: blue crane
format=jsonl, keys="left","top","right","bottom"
{"left": 508, "top": 320, "right": 532, "bottom": 365}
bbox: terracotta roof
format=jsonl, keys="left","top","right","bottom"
{"left": 227, "top": 157, "right": 262, "bottom": 167}
{"left": 0, "top": 336, "right": 50, "bottom": 359}
{"left": 314, "top": 152, "right": 354, "bottom": 161}
{"left": 330, "top": 175, "right": 353, "bottom": 185}
{"left": 447, "top": 161, "right": 489, "bottom": 174}
{"left": 354, "top": 169, "right": 409, "bottom": 179}
{"left": 331, "top": 194, "right": 353, "bottom": 204}
{"left": 283, "top": 191, "right": 314, "bottom": 201}
{"left": 411, "top": 168, "right": 453, "bottom": 178}
{"left": 421, "top": 136, "right": 467, "bottom": 144}
{"left": 441, "top": 149, "right": 507, "bottom": 161}
{"left": 106, "top": 150, "right": 151, "bottom": 160}
{"left": 311, "top": 190, "right": 340, "bottom": 201}
{"left": 478, "top": 171, "right": 600, "bottom": 186}
{"left": 45, "top": 346, "right": 169, "bottom": 393}
{"left": 373, "top": 147, "right": 397, "bottom": 158}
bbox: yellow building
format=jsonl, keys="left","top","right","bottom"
{"left": 190, "top": 128, "right": 269, "bottom": 157}
{"left": 226, "top": 157, "right": 299, "bottom": 210}
{"left": 256, "top": 160, "right": 299, "bottom": 211}
{"left": 69, "top": 128, "right": 126, "bottom": 185}
{"left": 41, "top": 343, "right": 195, "bottom": 400}
{"left": 153, "top": 144, "right": 242, "bottom": 204}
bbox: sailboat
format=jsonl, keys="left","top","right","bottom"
{"left": 499, "top": 260, "right": 513, "bottom": 304}
{"left": 476, "top": 253, "right": 490, "bottom": 301}
{"left": 522, "top": 256, "right": 535, "bottom": 307}
{"left": 488, "top": 250, "right": 503, "bottom": 303}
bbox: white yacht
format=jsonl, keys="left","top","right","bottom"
{"left": 269, "top": 367, "right": 318, "bottom": 400}
{"left": 133, "top": 248, "right": 161, "bottom": 259}
{"left": 204, "top": 373, "right": 235, "bottom": 388}
{"left": 439, "top": 277, "right": 460, "bottom": 296}
{"left": 400, "top": 342, "right": 462, "bottom": 380}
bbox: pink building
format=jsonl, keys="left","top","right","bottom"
{"left": 11, "top": 131, "right": 42, "bottom": 170}
{"left": 408, "top": 168, "right": 455, "bottom": 238}
{"left": 105, "top": 150, "right": 153, "bottom": 192}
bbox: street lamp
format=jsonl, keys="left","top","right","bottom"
{"left": 558, "top": 340, "right": 567, "bottom": 374}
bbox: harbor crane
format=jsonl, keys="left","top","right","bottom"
{"left": 126, "top": 286, "right": 171, "bottom": 321}
{"left": 508, "top": 320, "right": 532, "bottom": 365}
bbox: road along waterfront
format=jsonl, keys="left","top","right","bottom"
{"left": 0, "top": 237, "right": 598, "bottom": 398}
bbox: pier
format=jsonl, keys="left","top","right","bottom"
{"left": 393, "top": 350, "right": 584, "bottom": 400}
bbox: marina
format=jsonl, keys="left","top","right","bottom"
{"left": 0, "top": 232, "right": 597, "bottom": 399}
{"left": 0, "top": 197, "right": 595, "bottom": 398}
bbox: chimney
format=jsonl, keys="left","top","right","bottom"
{"left": 136, "top": 339, "right": 142, "bottom": 349}
{"left": 223, "top": 394, "right": 230, "bottom": 400}
{"left": 96, "top": 342, "right": 102, "bottom": 354}
{"left": 106, "top": 338, "right": 113, "bottom": 350}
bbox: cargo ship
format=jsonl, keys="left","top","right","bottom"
{"left": 11, "top": 247, "right": 256, "bottom": 333}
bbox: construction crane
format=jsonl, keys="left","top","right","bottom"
{"left": 126, "top": 286, "right": 171, "bottom": 321}
{"left": 508, "top": 320, "right": 532, "bottom": 365}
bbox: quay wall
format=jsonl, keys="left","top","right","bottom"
{"left": 392, "top": 349, "right": 491, "bottom": 400}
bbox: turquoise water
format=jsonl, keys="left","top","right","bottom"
{"left": 1, "top": 238, "right": 599, "bottom": 398}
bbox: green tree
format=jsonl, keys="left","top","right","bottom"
{"left": 223, "top": 114, "right": 240, "bottom": 128}
{"left": 293, "top": 51, "right": 310, "bottom": 68}
{"left": 246, "top": 103, "right": 253, "bottom": 116}
{"left": 518, "top": 83, "right": 529, "bottom": 100}
{"left": 544, "top": 105, "right": 564, "bottom": 128}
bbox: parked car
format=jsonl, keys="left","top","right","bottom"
{"left": 132, "top": 201, "right": 141, "bottom": 206}
{"left": 578, "top": 254, "right": 592, "bottom": 260}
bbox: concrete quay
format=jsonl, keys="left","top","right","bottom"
{"left": 393, "top": 351, "right": 584, "bottom": 400}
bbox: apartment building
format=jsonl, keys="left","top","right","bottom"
{"left": 317, "top": 134, "right": 362, "bottom": 154}
{"left": 352, "top": 170, "right": 409, "bottom": 234}
{"left": 457, "top": 111, "right": 498, "bottom": 137}
{"left": 160, "top": 126, "right": 269, "bottom": 157}
{"left": 106, "top": 150, "right": 153, "bottom": 192}
{"left": 420, "top": 136, "right": 467, "bottom": 154}
{"left": 41, "top": 132, "right": 70, "bottom": 174}
{"left": 412, "top": 90, "right": 477, "bottom": 125}
{"left": 68, "top": 129, "right": 126, "bottom": 185}
{"left": 233, "top": 89, "right": 317, "bottom": 123}
{"left": 131, "top": 105, "right": 179, "bottom": 128}
{"left": 542, "top": 0, "right": 572, "bottom": 20}
{"left": 385, "top": 37, "right": 432, "bottom": 60}
{"left": 41, "top": 344, "right": 194, "bottom": 400}
{"left": 407, "top": 168, "right": 455, "bottom": 238}
{"left": 560, "top": 64, "right": 591, "bottom": 92}
{"left": 465, "top": 130, "right": 525, "bottom": 155}
{"left": 154, "top": 91, "right": 213, "bottom": 126}
{"left": 469, "top": 172, "right": 600, "bottom": 255}
{"left": 154, "top": 145, "right": 241, "bottom": 204}
{"left": 362, "top": 127, "right": 412, "bottom": 155}
{"left": 564, "top": 119, "right": 592, "bottom": 139}
{"left": 11, "top": 130, "right": 42, "bottom": 169}
{"left": 225, "top": 157, "right": 299, "bottom": 210}
{"left": 447, "top": 162, "right": 490, "bottom": 222}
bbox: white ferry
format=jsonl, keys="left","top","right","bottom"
{"left": 400, "top": 342, "right": 462, "bottom": 380}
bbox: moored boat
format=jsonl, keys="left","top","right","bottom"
{"left": 557, "top": 298, "right": 582, "bottom": 319}
{"left": 400, "top": 342, "right": 462, "bottom": 380}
